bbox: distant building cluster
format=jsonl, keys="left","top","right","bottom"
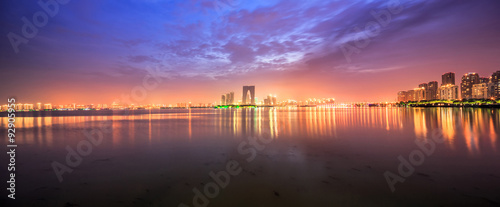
{"left": 0, "top": 102, "right": 218, "bottom": 112}
{"left": 398, "top": 71, "right": 500, "bottom": 102}
{"left": 218, "top": 85, "right": 335, "bottom": 107}
{"left": 0, "top": 103, "right": 98, "bottom": 111}
{"left": 263, "top": 94, "right": 277, "bottom": 105}
{"left": 221, "top": 92, "right": 235, "bottom": 105}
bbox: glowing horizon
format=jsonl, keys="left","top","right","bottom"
{"left": 1, "top": 0, "right": 500, "bottom": 104}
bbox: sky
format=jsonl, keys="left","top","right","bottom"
{"left": 1, "top": 0, "right": 500, "bottom": 105}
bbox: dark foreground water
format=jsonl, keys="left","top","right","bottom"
{"left": 1, "top": 107, "right": 499, "bottom": 206}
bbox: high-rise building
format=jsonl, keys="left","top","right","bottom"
{"left": 221, "top": 95, "right": 226, "bottom": 105}
{"left": 24, "top": 104, "right": 33, "bottom": 110}
{"left": 415, "top": 88, "right": 426, "bottom": 101}
{"left": 242, "top": 86, "right": 255, "bottom": 105}
{"left": 406, "top": 90, "right": 415, "bottom": 101}
{"left": 418, "top": 83, "right": 428, "bottom": 89}
{"left": 442, "top": 72, "right": 455, "bottom": 86}
{"left": 16, "top": 103, "right": 23, "bottom": 110}
{"left": 461, "top": 73, "right": 480, "bottom": 99}
{"left": 397, "top": 91, "right": 408, "bottom": 102}
{"left": 479, "top": 77, "right": 490, "bottom": 83}
{"left": 439, "top": 84, "right": 459, "bottom": 100}
{"left": 220, "top": 92, "right": 234, "bottom": 105}
{"left": 427, "top": 81, "right": 438, "bottom": 100}
{"left": 491, "top": 71, "right": 500, "bottom": 83}
{"left": 226, "top": 92, "right": 235, "bottom": 105}
{"left": 264, "top": 94, "right": 277, "bottom": 105}
{"left": 489, "top": 71, "right": 500, "bottom": 99}
{"left": 472, "top": 83, "right": 493, "bottom": 99}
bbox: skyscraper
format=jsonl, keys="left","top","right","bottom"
{"left": 439, "top": 84, "right": 459, "bottom": 100}
{"left": 397, "top": 91, "right": 408, "bottom": 102}
{"left": 415, "top": 88, "right": 426, "bottom": 101}
{"left": 427, "top": 81, "right": 438, "bottom": 100}
{"left": 492, "top": 71, "right": 500, "bottom": 83}
{"left": 491, "top": 71, "right": 500, "bottom": 99}
{"left": 242, "top": 86, "right": 255, "bottom": 105}
{"left": 472, "top": 83, "right": 493, "bottom": 99}
{"left": 221, "top": 95, "right": 226, "bottom": 105}
{"left": 442, "top": 72, "right": 455, "bottom": 86}
{"left": 479, "top": 77, "right": 490, "bottom": 83}
{"left": 226, "top": 92, "right": 235, "bottom": 105}
{"left": 416, "top": 83, "right": 428, "bottom": 101}
{"left": 461, "top": 73, "right": 480, "bottom": 99}
{"left": 406, "top": 90, "right": 415, "bottom": 101}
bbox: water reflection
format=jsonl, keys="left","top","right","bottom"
{"left": 1, "top": 108, "right": 498, "bottom": 155}
{"left": 411, "top": 108, "right": 499, "bottom": 155}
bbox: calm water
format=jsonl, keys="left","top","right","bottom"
{"left": 1, "top": 107, "right": 499, "bottom": 206}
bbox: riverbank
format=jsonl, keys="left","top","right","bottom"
{"left": 398, "top": 99, "right": 500, "bottom": 108}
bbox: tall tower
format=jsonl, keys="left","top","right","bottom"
{"left": 427, "top": 81, "right": 438, "bottom": 100}
{"left": 442, "top": 72, "right": 455, "bottom": 86}
{"left": 491, "top": 71, "right": 500, "bottom": 98}
{"left": 221, "top": 95, "right": 226, "bottom": 105}
{"left": 461, "top": 73, "right": 480, "bottom": 99}
{"left": 242, "top": 86, "right": 255, "bottom": 105}
{"left": 491, "top": 71, "right": 500, "bottom": 83}
{"left": 227, "top": 92, "right": 234, "bottom": 105}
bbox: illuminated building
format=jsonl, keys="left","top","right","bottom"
{"left": 406, "top": 90, "right": 415, "bottom": 101}
{"left": 24, "top": 104, "right": 33, "bottom": 110}
{"left": 44, "top": 104, "right": 52, "bottom": 110}
{"left": 472, "top": 83, "right": 493, "bottom": 99}
{"left": 37, "top": 103, "right": 42, "bottom": 111}
{"left": 264, "top": 96, "right": 270, "bottom": 105}
{"left": 442, "top": 72, "right": 455, "bottom": 86}
{"left": 264, "top": 94, "right": 277, "bottom": 105}
{"left": 242, "top": 85, "right": 255, "bottom": 105}
{"left": 111, "top": 102, "right": 120, "bottom": 109}
{"left": 492, "top": 70, "right": 500, "bottom": 82}
{"left": 439, "top": 84, "right": 459, "bottom": 100}
{"left": 427, "top": 81, "right": 438, "bottom": 100}
{"left": 418, "top": 83, "right": 428, "bottom": 90}
{"left": 479, "top": 77, "right": 490, "bottom": 83}
{"left": 397, "top": 91, "right": 408, "bottom": 102}
{"left": 415, "top": 88, "right": 426, "bottom": 101}
{"left": 220, "top": 91, "right": 234, "bottom": 105}
{"left": 490, "top": 71, "right": 500, "bottom": 99}
{"left": 461, "top": 73, "right": 480, "bottom": 99}
{"left": 16, "top": 103, "right": 23, "bottom": 110}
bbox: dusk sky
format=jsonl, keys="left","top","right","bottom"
{"left": 1, "top": 0, "right": 500, "bottom": 104}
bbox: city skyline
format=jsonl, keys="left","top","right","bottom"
{"left": 1, "top": 1, "right": 500, "bottom": 104}
{"left": 398, "top": 70, "right": 500, "bottom": 102}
